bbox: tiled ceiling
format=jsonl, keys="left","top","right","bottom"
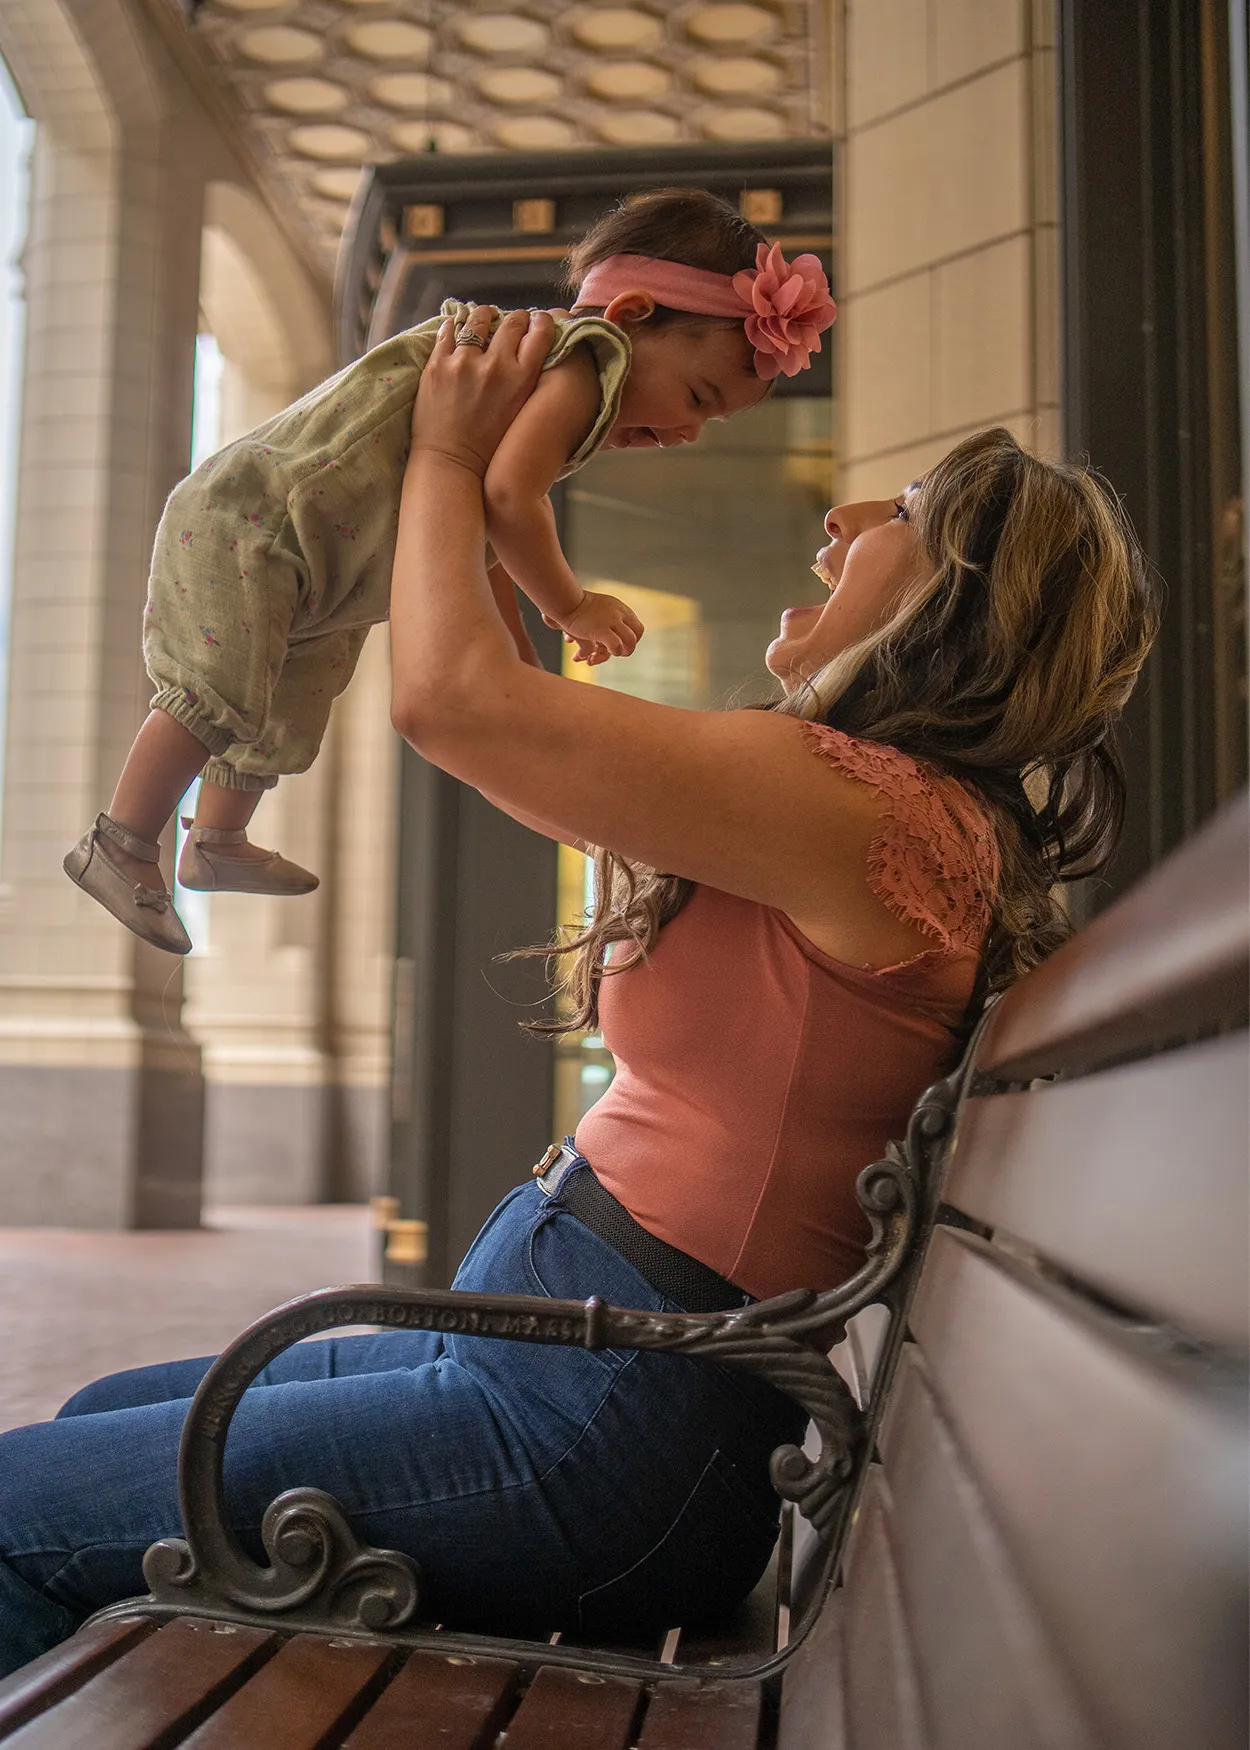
{"left": 172, "top": 1, "right": 829, "bottom": 269}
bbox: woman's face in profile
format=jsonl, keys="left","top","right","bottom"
{"left": 766, "top": 489, "right": 923, "bottom": 692}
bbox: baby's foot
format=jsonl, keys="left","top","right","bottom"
{"left": 63, "top": 815, "right": 191, "bottom": 955}
{"left": 178, "top": 823, "right": 318, "bottom": 896}
{"left": 192, "top": 838, "right": 275, "bottom": 863}
{"left": 108, "top": 842, "right": 170, "bottom": 891}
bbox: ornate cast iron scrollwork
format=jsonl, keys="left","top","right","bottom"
{"left": 144, "top": 1485, "right": 421, "bottom": 1635}
{"left": 126, "top": 1064, "right": 963, "bottom": 1655}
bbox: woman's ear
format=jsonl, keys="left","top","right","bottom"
{"left": 602, "top": 289, "right": 658, "bottom": 327}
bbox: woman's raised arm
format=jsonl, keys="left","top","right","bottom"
{"left": 389, "top": 306, "right": 929, "bottom": 969}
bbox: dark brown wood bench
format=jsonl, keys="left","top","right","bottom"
{"left": 2, "top": 793, "right": 1245, "bottom": 1750}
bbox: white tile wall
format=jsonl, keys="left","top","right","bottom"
{"left": 842, "top": 273, "right": 935, "bottom": 458}
{"left": 846, "top": 61, "right": 1029, "bottom": 294}
{"left": 838, "top": 0, "right": 1060, "bottom": 506}
{"left": 933, "top": 234, "right": 1032, "bottom": 433}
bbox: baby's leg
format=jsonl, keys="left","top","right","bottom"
{"left": 66, "top": 477, "right": 307, "bottom": 943}
{"left": 103, "top": 709, "right": 215, "bottom": 892}
{"left": 190, "top": 775, "right": 268, "bottom": 861}
{"left": 194, "top": 782, "right": 262, "bottom": 833}
{"left": 177, "top": 627, "right": 370, "bottom": 893}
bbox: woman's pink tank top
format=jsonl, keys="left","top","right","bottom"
{"left": 575, "top": 727, "right": 1001, "bottom": 1300}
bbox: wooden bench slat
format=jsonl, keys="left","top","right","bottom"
{"left": 502, "top": 1666, "right": 641, "bottom": 1750}
{"left": 635, "top": 1678, "right": 762, "bottom": 1749}
{"left": 878, "top": 1347, "right": 1098, "bottom": 1750}
{"left": 179, "top": 1633, "right": 394, "bottom": 1750}
{"left": 0, "top": 1617, "right": 154, "bottom": 1741}
{"left": 977, "top": 793, "right": 1248, "bottom": 1082}
{"left": 909, "top": 1227, "right": 1248, "bottom": 1750}
{"left": 340, "top": 1651, "right": 518, "bottom": 1750}
{"left": 835, "top": 1472, "right": 926, "bottom": 1750}
{"left": 3, "top": 1618, "right": 276, "bottom": 1750}
{"left": 945, "top": 1031, "right": 1250, "bottom": 1349}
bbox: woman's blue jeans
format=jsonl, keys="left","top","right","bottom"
{"left": 0, "top": 1175, "right": 804, "bottom": 1675}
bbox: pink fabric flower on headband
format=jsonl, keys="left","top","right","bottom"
{"left": 734, "top": 243, "right": 837, "bottom": 380}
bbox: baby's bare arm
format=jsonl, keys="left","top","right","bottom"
{"left": 482, "top": 350, "right": 599, "bottom": 623}
{"left": 486, "top": 560, "right": 542, "bottom": 668}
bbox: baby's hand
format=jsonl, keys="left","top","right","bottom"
{"left": 547, "top": 591, "right": 644, "bottom": 665}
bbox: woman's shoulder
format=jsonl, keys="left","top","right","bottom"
{"left": 799, "top": 724, "right": 1001, "bottom": 956}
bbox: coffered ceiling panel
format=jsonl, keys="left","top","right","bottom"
{"left": 163, "top": 0, "right": 829, "bottom": 272}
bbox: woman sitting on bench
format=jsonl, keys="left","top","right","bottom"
{"left": 0, "top": 306, "right": 1158, "bottom": 1673}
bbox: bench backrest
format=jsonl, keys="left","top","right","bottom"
{"left": 781, "top": 793, "right": 1249, "bottom": 1750}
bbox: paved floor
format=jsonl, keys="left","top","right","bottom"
{"left": 0, "top": 1205, "right": 375, "bottom": 1434}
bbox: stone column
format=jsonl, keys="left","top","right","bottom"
{"left": 324, "top": 626, "right": 398, "bottom": 1204}
{"left": 185, "top": 626, "right": 396, "bottom": 1208}
{"left": 0, "top": 0, "right": 210, "bottom": 1226}
{"left": 836, "top": 0, "right": 1060, "bottom": 498}
{"left": 175, "top": 327, "right": 331, "bottom": 1209}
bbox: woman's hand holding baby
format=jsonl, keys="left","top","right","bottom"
{"left": 409, "top": 306, "right": 554, "bottom": 477}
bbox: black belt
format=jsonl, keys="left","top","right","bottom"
{"left": 534, "top": 1142, "right": 750, "bottom": 1315}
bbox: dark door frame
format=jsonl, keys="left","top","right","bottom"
{"left": 1058, "top": 0, "right": 1247, "bottom": 901}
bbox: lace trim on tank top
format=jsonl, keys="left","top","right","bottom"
{"left": 800, "top": 724, "right": 999, "bottom": 955}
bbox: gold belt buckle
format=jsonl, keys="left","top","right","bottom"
{"left": 532, "top": 1143, "right": 562, "bottom": 1179}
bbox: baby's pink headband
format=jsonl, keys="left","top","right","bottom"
{"left": 574, "top": 243, "right": 837, "bottom": 381}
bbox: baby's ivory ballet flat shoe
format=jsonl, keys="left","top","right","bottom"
{"left": 63, "top": 813, "right": 192, "bottom": 955}
{"left": 177, "top": 821, "right": 319, "bottom": 896}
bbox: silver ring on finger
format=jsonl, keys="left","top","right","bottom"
{"left": 454, "top": 331, "right": 489, "bottom": 350}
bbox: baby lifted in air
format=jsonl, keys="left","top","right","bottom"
{"left": 65, "top": 188, "right": 836, "bottom": 953}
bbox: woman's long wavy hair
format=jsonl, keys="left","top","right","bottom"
{"left": 530, "top": 427, "right": 1160, "bottom": 1034}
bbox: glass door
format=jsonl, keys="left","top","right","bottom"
{"left": 553, "top": 394, "right": 834, "bottom": 1138}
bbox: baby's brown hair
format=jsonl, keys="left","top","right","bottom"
{"left": 565, "top": 188, "right": 766, "bottom": 326}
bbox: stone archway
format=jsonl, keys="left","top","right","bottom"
{"left": 202, "top": 179, "right": 330, "bottom": 409}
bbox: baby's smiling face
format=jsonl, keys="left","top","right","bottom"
{"left": 599, "top": 307, "right": 767, "bottom": 451}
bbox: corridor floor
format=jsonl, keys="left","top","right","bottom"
{"left": 0, "top": 1204, "right": 374, "bottom": 1434}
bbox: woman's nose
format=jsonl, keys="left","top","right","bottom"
{"left": 824, "top": 507, "right": 844, "bottom": 539}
